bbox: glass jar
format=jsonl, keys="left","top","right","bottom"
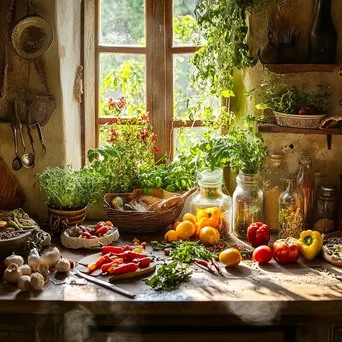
{"left": 279, "top": 176, "right": 303, "bottom": 239}
{"left": 313, "top": 172, "right": 327, "bottom": 212}
{"left": 190, "top": 168, "right": 232, "bottom": 237}
{"left": 232, "top": 172, "right": 263, "bottom": 239}
{"left": 313, "top": 185, "right": 337, "bottom": 234}
{"left": 263, "top": 154, "right": 287, "bottom": 233}
{"left": 297, "top": 156, "right": 314, "bottom": 230}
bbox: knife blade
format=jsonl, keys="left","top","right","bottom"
{"left": 75, "top": 270, "right": 136, "bottom": 299}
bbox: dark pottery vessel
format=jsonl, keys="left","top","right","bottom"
{"left": 258, "top": 32, "right": 278, "bottom": 64}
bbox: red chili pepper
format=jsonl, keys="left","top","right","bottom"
{"left": 101, "top": 258, "right": 124, "bottom": 272}
{"left": 210, "top": 257, "right": 223, "bottom": 276}
{"left": 102, "top": 246, "right": 124, "bottom": 255}
{"left": 112, "top": 263, "right": 139, "bottom": 276}
{"left": 194, "top": 258, "right": 216, "bottom": 274}
{"left": 138, "top": 257, "right": 151, "bottom": 268}
{"left": 82, "top": 231, "right": 92, "bottom": 239}
{"left": 116, "top": 251, "right": 146, "bottom": 262}
{"left": 164, "top": 249, "right": 170, "bottom": 256}
{"left": 123, "top": 245, "right": 133, "bottom": 251}
{"left": 88, "top": 254, "right": 111, "bottom": 272}
{"left": 95, "top": 226, "right": 108, "bottom": 236}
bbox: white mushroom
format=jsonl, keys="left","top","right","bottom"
{"left": 4, "top": 254, "right": 24, "bottom": 267}
{"left": 55, "top": 258, "right": 71, "bottom": 273}
{"left": 18, "top": 275, "right": 31, "bottom": 291}
{"left": 18, "top": 264, "right": 32, "bottom": 276}
{"left": 3, "top": 263, "right": 22, "bottom": 284}
{"left": 30, "top": 272, "right": 45, "bottom": 291}
{"left": 28, "top": 248, "right": 41, "bottom": 272}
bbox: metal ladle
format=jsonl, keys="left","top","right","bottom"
{"left": 21, "top": 111, "right": 35, "bottom": 169}
{"left": 11, "top": 121, "right": 22, "bottom": 171}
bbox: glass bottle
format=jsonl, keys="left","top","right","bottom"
{"left": 297, "top": 156, "right": 314, "bottom": 230}
{"left": 314, "top": 185, "right": 337, "bottom": 234}
{"left": 232, "top": 172, "right": 263, "bottom": 239}
{"left": 190, "top": 168, "right": 232, "bottom": 237}
{"left": 279, "top": 176, "right": 303, "bottom": 239}
{"left": 263, "top": 154, "right": 287, "bottom": 234}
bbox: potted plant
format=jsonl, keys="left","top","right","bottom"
{"left": 251, "top": 75, "right": 331, "bottom": 129}
{"left": 37, "top": 164, "right": 99, "bottom": 227}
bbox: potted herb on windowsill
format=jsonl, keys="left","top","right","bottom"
{"left": 250, "top": 75, "right": 331, "bottom": 129}
{"left": 37, "top": 164, "right": 99, "bottom": 227}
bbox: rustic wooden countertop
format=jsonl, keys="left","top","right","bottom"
{"left": 1, "top": 232, "right": 342, "bottom": 321}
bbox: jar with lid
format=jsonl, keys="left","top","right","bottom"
{"left": 297, "top": 156, "right": 314, "bottom": 230}
{"left": 313, "top": 185, "right": 337, "bottom": 234}
{"left": 263, "top": 154, "right": 287, "bottom": 233}
{"left": 190, "top": 168, "right": 232, "bottom": 237}
{"left": 279, "top": 176, "right": 303, "bottom": 239}
{"left": 232, "top": 172, "right": 263, "bottom": 239}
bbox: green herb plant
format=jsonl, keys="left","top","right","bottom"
{"left": 37, "top": 164, "right": 99, "bottom": 210}
{"left": 170, "top": 241, "right": 218, "bottom": 263}
{"left": 144, "top": 261, "right": 192, "bottom": 291}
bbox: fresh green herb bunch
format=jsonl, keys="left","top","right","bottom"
{"left": 144, "top": 261, "right": 192, "bottom": 291}
{"left": 37, "top": 164, "right": 99, "bottom": 210}
{"left": 251, "top": 75, "right": 331, "bottom": 115}
{"left": 170, "top": 241, "right": 218, "bottom": 263}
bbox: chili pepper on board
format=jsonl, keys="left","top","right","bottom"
{"left": 137, "top": 257, "right": 151, "bottom": 268}
{"left": 116, "top": 251, "right": 146, "bottom": 262}
{"left": 88, "top": 254, "right": 111, "bottom": 272}
{"left": 110, "top": 263, "right": 139, "bottom": 276}
{"left": 102, "top": 246, "right": 124, "bottom": 255}
{"left": 101, "top": 258, "right": 124, "bottom": 272}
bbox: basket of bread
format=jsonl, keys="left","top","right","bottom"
{"left": 104, "top": 188, "right": 196, "bottom": 233}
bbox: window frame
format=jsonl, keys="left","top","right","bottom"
{"left": 85, "top": 0, "right": 206, "bottom": 161}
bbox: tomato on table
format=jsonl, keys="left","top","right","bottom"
{"left": 253, "top": 245, "right": 273, "bottom": 264}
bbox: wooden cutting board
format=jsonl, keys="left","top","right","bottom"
{"left": 322, "top": 231, "right": 342, "bottom": 267}
{"left": 0, "top": 156, "right": 25, "bottom": 209}
{"left": 77, "top": 252, "right": 156, "bottom": 282}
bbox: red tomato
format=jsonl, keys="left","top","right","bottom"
{"left": 273, "top": 239, "right": 300, "bottom": 264}
{"left": 253, "top": 245, "right": 273, "bottom": 264}
{"left": 247, "top": 222, "right": 270, "bottom": 247}
{"left": 94, "top": 221, "right": 105, "bottom": 230}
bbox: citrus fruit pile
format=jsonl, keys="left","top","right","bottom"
{"left": 164, "top": 208, "right": 222, "bottom": 246}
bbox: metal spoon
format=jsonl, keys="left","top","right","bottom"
{"left": 21, "top": 122, "right": 35, "bottom": 169}
{"left": 11, "top": 122, "right": 22, "bottom": 171}
{"left": 36, "top": 121, "right": 46, "bottom": 158}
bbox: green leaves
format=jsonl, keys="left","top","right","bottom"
{"left": 170, "top": 241, "right": 218, "bottom": 263}
{"left": 144, "top": 261, "right": 192, "bottom": 291}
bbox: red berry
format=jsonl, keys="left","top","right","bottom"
{"left": 298, "top": 108, "right": 308, "bottom": 115}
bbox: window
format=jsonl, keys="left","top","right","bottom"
{"left": 89, "top": 0, "right": 217, "bottom": 158}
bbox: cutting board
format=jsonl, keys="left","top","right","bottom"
{"left": 322, "top": 231, "right": 342, "bottom": 267}
{"left": 77, "top": 252, "right": 156, "bottom": 282}
{"left": 0, "top": 156, "right": 25, "bottom": 209}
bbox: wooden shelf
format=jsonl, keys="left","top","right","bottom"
{"left": 263, "top": 64, "right": 336, "bottom": 74}
{"left": 257, "top": 122, "right": 342, "bottom": 135}
{"left": 257, "top": 122, "right": 342, "bottom": 150}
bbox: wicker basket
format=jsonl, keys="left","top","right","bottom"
{"left": 104, "top": 188, "right": 197, "bottom": 233}
{"left": 273, "top": 111, "right": 326, "bottom": 129}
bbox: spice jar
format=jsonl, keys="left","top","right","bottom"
{"left": 313, "top": 185, "right": 337, "bottom": 234}
{"left": 297, "top": 156, "right": 314, "bottom": 230}
{"left": 279, "top": 176, "right": 303, "bottom": 239}
{"left": 232, "top": 172, "right": 263, "bottom": 239}
{"left": 190, "top": 168, "right": 232, "bottom": 237}
{"left": 263, "top": 154, "right": 287, "bottom": 233}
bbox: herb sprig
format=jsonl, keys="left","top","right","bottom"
{"left": 144, "top": 261, "right": 192, "bottom": 291}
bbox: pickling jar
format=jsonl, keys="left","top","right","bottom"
{"left": 190, "top": 168, "right": 232, "bottom": 237}
{"left": 232, "top": 172, "right": 263, "bottom": 239}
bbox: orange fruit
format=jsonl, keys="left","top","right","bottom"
{"left": 199, "top": 226, "right": 220, "bottom": 246}
{"left": 176, "top": 220, "right": 195, "bottom": 240}
{"left": 197, "top": 209, "right": 208, "bottom": 222}
{"left": 182, "top": 213, "right": 197, "bottom": 226}
{"left": 192, "top": 223, "right": 201, "bottom": 239}
{"left": 219, "top": 248, "right": 242, "bottom": 267}
{"left": 164, "top": 230, "right": 179, "bottom": 242}
{"left": 172, "top": 220, "right": 181, "bottom": 230}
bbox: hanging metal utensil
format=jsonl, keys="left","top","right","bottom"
{"left": 36, "top": 121, "right": 46, "bottom": 158}
{"left": 11, "top": 117, "right": 22, "bottom": 171}
{"left": 14, "top": 101, "right": 26, "bottom": 154}
{"left": 21, "top": 94, "right": 35, "bottom": 169}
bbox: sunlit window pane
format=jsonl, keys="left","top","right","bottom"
{"left": 99, "top": 54, "right": 146, "bottom": 117}
{"left": 173, "top": 127, "right": 210, "bottom": 156}
{"left": 100, "top": 0, "right": 145, "bottom": 46}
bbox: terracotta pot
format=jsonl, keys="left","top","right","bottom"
{"left": 48, "top": 205, "right": 87, "bottom": 227}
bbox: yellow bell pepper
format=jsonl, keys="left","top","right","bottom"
{"left": 297, "top": 230, "right": 323, "bottom": 261}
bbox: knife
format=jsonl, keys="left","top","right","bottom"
{"left": 75, "top": 270, "right": 136, "bottom": 299}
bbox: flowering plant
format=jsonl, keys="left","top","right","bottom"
{"left": 87, "top": 97, "right": 160, "bottom": 193}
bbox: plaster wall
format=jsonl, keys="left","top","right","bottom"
{"left": 0, "top": 0, "right": 81, "bottom": 217}
{"left": 233, "top": 0, "right": 342, "bottom": 189}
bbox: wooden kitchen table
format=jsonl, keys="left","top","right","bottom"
{"left": 1, "top": 233, "right": 342, "bottom": 342}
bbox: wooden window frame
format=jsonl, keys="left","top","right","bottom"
{"left": 85, "top": 0, "right": 204, "bottom": 161}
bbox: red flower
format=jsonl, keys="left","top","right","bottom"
{"left": 111, "top": 129, "right": 117, "bottom": 136}
{"left": 112, "top": 118, "right": 118, "bottom": 124}
{"left": 153, "top": 146, "right": 160, "bottom": 153}
{"left": 140, "top": 131, "right": 149, "bottom": 140}
{"left": 141, "top": 115, "right": 149, "bottom": 121}
{"left": 152, "top": 134, "right": 157, "bottom": 142}
{"left": 107, "top": 136, "right": 113, "bottom": 143}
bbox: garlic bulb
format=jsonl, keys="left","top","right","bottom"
{"left": 18, "top": 275, "right": 31, "bottom": 291}
{"left": 4, "top": 254, "right": 24, "bottom": 267}
{"left": 28, "top": 248, "right": 41, "bottom": 272}
{"left": 30, "top": 272, "right": 45, "bottom": 291}
{"left": 42, "top": 247, "right": 61, "bottom": 267}
{"left": 4, "top": 263, "right": 22, "bottom": 284}
{"left": 55, "top": 258, "right": 71, "bottom": 273}
{"left": 38, "top": 261, "right": 50, "bottom": 281}
{"left": 42, "top": 232, "right": 51, "bottom": 247}
{"left": 18, "top": 264, "right": 32, "bottom": 276}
